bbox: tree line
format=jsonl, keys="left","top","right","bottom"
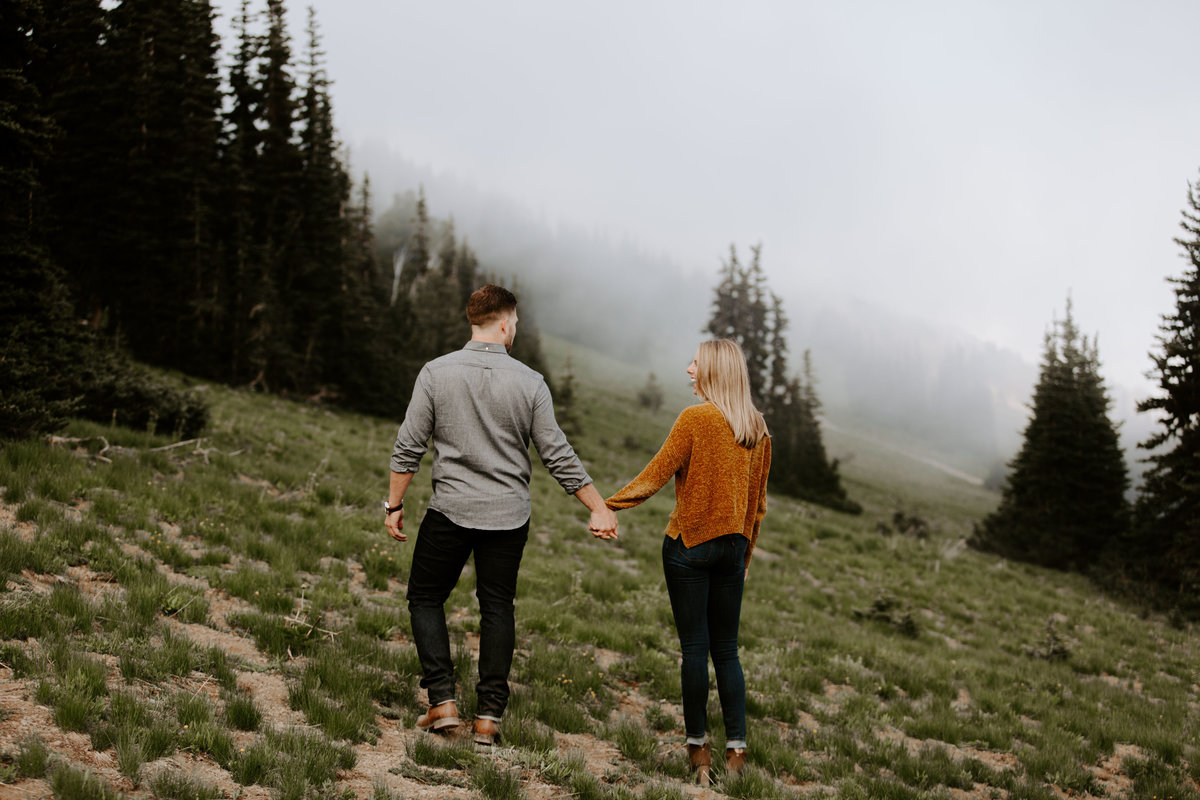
{"left": 971, "top": 184, "right": 1200, "bottom": 617}
{"left": 1, "top": 0, "right": 549, "bottom": 439}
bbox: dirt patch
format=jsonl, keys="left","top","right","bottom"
{"left": 1096, "top": 673, "right": 1144, "bottom": 694}
{"left": 875, "top": 726, "right": 1020, "bottom": 775}
{"left": 235, "top": 670, "right": 302, "bottom": 730}
{"left": 340, "top": 720, "right": 475, "bottom": 800}
{"left": 0, "top": 678, "right": 130, "bottom": 795}
{"left": 821, "top": 679, "right": 856, "bottom": 709}
{"left": 167, "top": 619, "right": 269, "bottom": 668}
{"left": 145, "top": 751, "right": 274, "bottom": 800}
{"left": 1088, "top": 743, "right": 1145, "bottom": 797}
{"left": 592, "top": 647, "right": 624, "bottom": 671}
{"left": 959, "top": 745, "right": 1019, "bottom": 772}
{"left": 0, "top": 501, "right": 36, "bottom": 544}
{"left": 557, "top": 731, "right": 621, "bottom": 776}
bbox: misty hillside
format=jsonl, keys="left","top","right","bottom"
{"left": 353, "top": 141, "right": 1160, "bottom": 482}
{"left": 2, "top": 345, "right": 1197, "bottom": 799}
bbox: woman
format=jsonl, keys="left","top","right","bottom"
{"left": 606, "top": 339, "right": 771, "bottom": 785}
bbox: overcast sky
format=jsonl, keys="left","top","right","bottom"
{"left": 214, "top": 0, "right": 1200, "bottom": 394}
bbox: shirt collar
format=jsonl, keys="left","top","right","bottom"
{"left": 464, "top": 340, "right": 508, "bottom": 354}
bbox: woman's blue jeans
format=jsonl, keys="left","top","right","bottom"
{"left": 406, "top": 508, "right": 529, "bottom": 719}
{"left": 662, "top": 533, "right": 747, "bottom": 744}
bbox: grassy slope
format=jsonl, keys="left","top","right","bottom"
{"left": 0, "top": 336, "right": 1195, "bottom": 800}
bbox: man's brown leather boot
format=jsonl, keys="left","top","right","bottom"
{"left": 415, "top": 700, "right": 460, "bottom": 733}
{"left": 473, "top": 717, "right": 501, "bottom": 746}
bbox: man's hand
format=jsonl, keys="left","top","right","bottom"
{"left": 386, "top": 471, "right": 415, "bottom": 543}
{"left": 385, "top": 508, "right": 407, "bottom": 542}
{"left": 573, "top": 484, "right": 618, "bottom": 540}
{"left": 589, "top": 506, "right": 619, "bottom": 540}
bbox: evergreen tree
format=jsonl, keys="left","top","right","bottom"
{"left": 704, "top": 244, "right": 854, "bottom": 512}
{"left": 556, "top": 352, "right": 582, "bottom": 439}
{"left": 505, "top": 275, "right": 552, "bottom": 383}
{"left": 637, "top": 372, "right": 665, "bottom": 412}
{"left": 250, "top": 0, "right": 303, "bottom": 391}
{"left": 0, "top": 0, "right": 81, "bottom": 437}
{"left": 26, "top": 0, "right": 113, "bottom": 328}
{"left": 766, "top": 354, "right": 858, "bottom": 513}
{"left": 706, "top": 244, "right": 741, "bottom": 342}
{"left": 767, "top": 292, "right": 790, "bottom": 405}
{"left": 399, "top": 186, "right": 433, "bottom": 290}
{"left": 971, "top": 299, "right": 1129, "bottom": 570}
{"left": 741, "top": 245, "right": 770, "bottom": 405}
{"left": 1133, "top": 178, "right": 1200, "bottom": 612}
{"left": 293, "top": 6, "right": 351, "bottom": 389}
{"left": 219, "top": 0, "right": 266, "bottom": 383}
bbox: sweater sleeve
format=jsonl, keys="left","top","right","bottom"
{"left": 605, "top": 410, "right": 693, "bottom": 510}
{"left": 743, "top": 435, "right": 772, "bottom": 567}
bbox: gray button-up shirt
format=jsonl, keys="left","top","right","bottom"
{"left": 390, "top": 340, "right": 592, "bottom": 530}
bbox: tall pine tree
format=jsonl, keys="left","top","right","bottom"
{"left": 704, "top": 244, "right": 855, "bottom": 512}
{"left": 1133, "top": 177, "right": 1200, "bottom": 612}
{"left": 971, "top": 299, "right": 1128, "bottom": 569}
{"left": 0, "top": 0, "right": 81, "bottom": 437}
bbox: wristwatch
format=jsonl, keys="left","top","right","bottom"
{"left": 383, "top": 500, "right": 404, "bottom": 514}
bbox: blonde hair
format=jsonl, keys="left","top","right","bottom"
{"left": 694, "top": 339, "right": 769, "bottom": 447}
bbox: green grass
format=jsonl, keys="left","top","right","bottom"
{"left": 470, "top": 760, "right": 527, "bottom": 800}
{"left": 222, "top": 689, "right": 263, "bottom": 731}
{"left": 1, "top": 349, "right": 1198, "bottom": 799}
{"left": 147, "top": 767, "right": 224, "bottom": 800}
{"left": 14, "top": 735, "right": 49, "bottom": 779}
{"left": 48, "top": 763, "right": 126, "bottom": 800}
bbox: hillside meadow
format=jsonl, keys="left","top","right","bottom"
{"left": 0, "top": 337, "right": 1197, "bottom": 800}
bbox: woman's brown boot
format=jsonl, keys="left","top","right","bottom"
{"left": 687, "top": 742, "right": 712, "bottom": 786}
{"left": 725, "top": 747, "right": 747, "bottom": 775}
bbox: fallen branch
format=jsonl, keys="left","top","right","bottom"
{"left": 149, "top": 438, "right": 203, "bottom": 452}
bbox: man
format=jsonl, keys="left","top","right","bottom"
{"left": 385, "top": 284, "right": 618, "bottom": 746}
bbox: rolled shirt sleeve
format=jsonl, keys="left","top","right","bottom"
{"left": 530, "top": 381, "right": 591, "bottom": 495}
{"left": 390, "top": 366, "right": 434, "bottom": 474}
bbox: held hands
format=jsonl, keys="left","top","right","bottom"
{"left": 385, "top": 508, "right": 407, "bottom": 542}
{"left": 589, "top": 506, "right": 619, "bottom": 540}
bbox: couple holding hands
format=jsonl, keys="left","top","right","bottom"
{"left": 384, "top": 284, "right": 771, "bottom": 785}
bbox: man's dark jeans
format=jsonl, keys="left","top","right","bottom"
{"left": 662, "top": 533, "right": 747, "bottom": 743}
{"left": 406, "top": 508, "right": 529, "bottom": 719}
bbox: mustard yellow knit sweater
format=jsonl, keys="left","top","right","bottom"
{"left": 605, "top": 402, "right": 771, "bottom": 566}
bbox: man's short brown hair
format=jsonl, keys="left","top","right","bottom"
{"left": 466, "top": 284, "right": 518, "bottom": 326}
